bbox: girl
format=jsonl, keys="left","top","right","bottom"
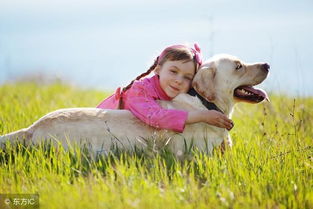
{"left": 97, "top": 43, "right": 233, "bottom": 132}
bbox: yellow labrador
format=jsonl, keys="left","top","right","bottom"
{"left": 0, "top": 54, "right": 269, "bottom": 156}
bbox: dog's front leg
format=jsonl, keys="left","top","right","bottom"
{"left": 220, "top": 133, "right": 232, "bottom": 153}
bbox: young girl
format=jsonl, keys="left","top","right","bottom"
{"left": 97, "top": 43, "right": 233, "bottom": 132}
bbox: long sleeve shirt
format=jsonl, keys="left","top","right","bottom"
{"left": 97, "top": 75, "right": 188, "bottom": 132}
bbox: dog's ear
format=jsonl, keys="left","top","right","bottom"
{"left": 192, "top": 66, "right": 216, "bottom": 101}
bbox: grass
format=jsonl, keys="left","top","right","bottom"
{"left": 0, "top": 82, "right": 312, "bottom": 209}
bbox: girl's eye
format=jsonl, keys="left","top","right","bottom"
{"left": 184, "top": 76, "right": 192, "bottom": 81}
{"left": 170, "top": 69, "right": 177, "bottom": 74}
{"left": 235, "top": 63, "right": 242, "bottom": 70}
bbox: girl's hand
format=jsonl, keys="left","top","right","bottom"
{"left": 187, "top": 110, "right": 234, "bottom": 130}
{"left": 203, "top": 110, "right": 234, "bottom": 130}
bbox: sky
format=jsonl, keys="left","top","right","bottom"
{"left": 0, "top": 0, "right": 312, "bottom": 96}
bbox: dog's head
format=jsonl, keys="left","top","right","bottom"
{"left": 192, "top": 54, "right": 269, "bottom": 104}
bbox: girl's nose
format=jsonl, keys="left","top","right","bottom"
{"left": 175, "top": 76, "right": 183, "bottom": 84}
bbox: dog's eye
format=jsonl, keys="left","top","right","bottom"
{"left": 235, "top": 63, "right": 242, "bottom": 70}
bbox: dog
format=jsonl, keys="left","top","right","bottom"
{"left": 0, "top": 54, "right": 269, "bottom": 156}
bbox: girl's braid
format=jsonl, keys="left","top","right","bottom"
{"left": 118, "top": 57, "right": 159, "bottom": 109}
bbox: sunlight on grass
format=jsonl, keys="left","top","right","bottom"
{"left": 0, "top": 82, "right": 312, "bottom": 209}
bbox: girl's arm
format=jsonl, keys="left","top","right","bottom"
{"left": 186, "top": 110, "right": 234, "bottom": 130}
{"left": 124, "top": 82, "right": 233, "bottom": 132}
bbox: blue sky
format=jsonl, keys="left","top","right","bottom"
{"left": 0, "top": 0, "right": 312, "bottom": 96}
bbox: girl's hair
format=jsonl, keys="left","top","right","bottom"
{"left": 118, "top": 43, "right": 203, "bottom": 109}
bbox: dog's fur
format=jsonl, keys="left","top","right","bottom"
{"left": 0, "top": 54, "right": 269, "bottom": 156}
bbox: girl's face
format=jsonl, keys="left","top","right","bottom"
{"left": 155, "top": 60, "right": 196, "bottom": 98}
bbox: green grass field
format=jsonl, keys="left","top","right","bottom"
{"left": 0, "top": 82, "right": 312, "bottom": 209}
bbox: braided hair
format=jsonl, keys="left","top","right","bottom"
{"left": 118, "top": 44, "right": 201, "bottom": 109}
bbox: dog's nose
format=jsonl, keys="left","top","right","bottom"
{"left": 261, "top": 63, "right": 270, "bottom": 72}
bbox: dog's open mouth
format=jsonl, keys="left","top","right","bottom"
{"left": 234, "top": 86, "right": 269, "bottom": 103}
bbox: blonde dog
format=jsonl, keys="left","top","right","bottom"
{"left": 0, "top": 54, "right": 269, "bottom": 156}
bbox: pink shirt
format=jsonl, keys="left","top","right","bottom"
{"left": 97, "top": 75, "right": 188, "bottom": 132}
